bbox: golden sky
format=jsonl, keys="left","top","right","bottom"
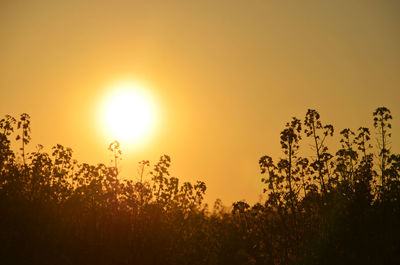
{"left": 1, "top": 0, "right": 400, "bottom": 204}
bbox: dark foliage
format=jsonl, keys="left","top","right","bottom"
{"left": 0, "top": 108, "right": 399, "bottom": 265}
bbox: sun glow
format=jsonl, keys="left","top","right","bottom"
{"left": 100, "top": 81, "right": 157, "bottom": 147}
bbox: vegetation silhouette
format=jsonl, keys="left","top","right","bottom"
{"left": 0, "top": 108, "right": 399, "bottom": 265}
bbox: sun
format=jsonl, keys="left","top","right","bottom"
{"left": 100, "top": 81, "right": 156, "bottom": 146}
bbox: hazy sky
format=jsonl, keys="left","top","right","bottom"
{"left": 1, "top": 0, "right": 400, "bottom": 205}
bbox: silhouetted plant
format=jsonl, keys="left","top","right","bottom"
{"left": 108, "top": 140, "right": 121, "bottom": 175}
{"left": 279, "top": 117, "right": 302, "bottom": 207}
{"left": 335, "top": 128, "right": 358, "bottom": 190}
{"left": 0, "top": 109, "right": 399, "bottom": 265}
{"left": 373, "top": 107, "right": 392, "bottom": 188}
{"left": 16, "top": 113, "right": 31, "bottom": 167}
{"left": 304, "top": 109, "right": 334, "bottom": 194}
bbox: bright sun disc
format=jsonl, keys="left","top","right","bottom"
{"left": 101, "top": 82, "right": 155, "bottom": 145}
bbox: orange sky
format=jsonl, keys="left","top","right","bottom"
{"left": 1, "top": 0, "right": 400, "bottom": 205}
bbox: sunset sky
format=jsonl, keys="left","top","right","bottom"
{"left": 1, "top": 0, "right": 399, "bottom": 205}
